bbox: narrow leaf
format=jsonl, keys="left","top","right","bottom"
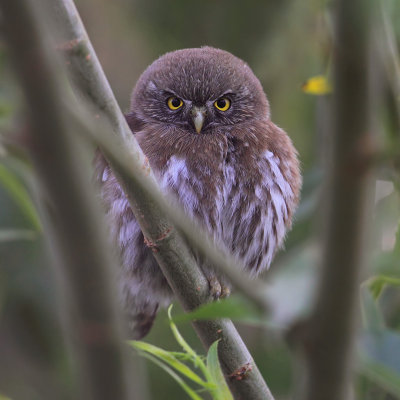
{"left": 374, "top": 252, "right": 400, "bottom": 277}
{"left": 359, "top": 330, "right": 400, "bottom": 398}
{"left": 0, "top": 164, "right": 41, "bottom": 230}
{"left": 366, "top": 275, "right": 400, "bottom": 300}
{"left": 360, "top": 283, "right": 385, "bottom": 332}
{"left": 169, "top": 351, "right": 194, "bottom": 361}
{"left": 128, "top": 340, "right": 208, "bottom": 387}
{"left": 168, "top": 305, "right": 209, "bottom": 377}
{"left": 138, "top": 351, "right": 203, "bottom": 400}
{"left": 360, "top": 358, "right": 400, "bottom": 398}
{"left": 206, "top": 341, "right": 233, "bottom": 400}
{"left": 173, "top": 296, "right": 255, "bottom": 321}
{"left": 173, "top": 296, "right": 279, "bottom": 329}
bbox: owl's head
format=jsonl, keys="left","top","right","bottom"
{"left": 129, "top": 47, "right": 270, "bottom": 135}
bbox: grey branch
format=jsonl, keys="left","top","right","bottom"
{"left": 47, "top": 0, "right": 269, "bottom": 311}
{"left": 296, "top": 1, "right": 374, "bottom": 400}
{"left": 39, "top": 0, "right": 274, "bottom": 398}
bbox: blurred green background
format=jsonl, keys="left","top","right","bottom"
{"left": 1, "top": 0, "right": 400, "bottom": 399}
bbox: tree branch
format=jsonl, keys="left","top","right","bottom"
{"left": 296, "top": 1, "right": 374, "bottom": 399}
{"left": 68, "top": 101, "right": 269, "bottom": 309}
{"left": 69, "top": 107, "right": 274, "bottom": 399}
{"left": 46, "top": 0, "right": 269, "bottom": 310}
{"left": 38, "top": 0, "right": 274, "bottom": 398}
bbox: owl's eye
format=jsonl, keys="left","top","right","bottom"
{"left": 167, "top": 96, "right": 183, "bottom": 110}
{"left": 214, "top": 97, "right": 231, "bottom": 111}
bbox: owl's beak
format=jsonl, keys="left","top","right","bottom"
{"left": 191, "top": 106, "right": 206, "bottom": 133}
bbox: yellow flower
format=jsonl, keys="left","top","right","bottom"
{"left": 302, "top": 75, "right": 332, "bottom": 95}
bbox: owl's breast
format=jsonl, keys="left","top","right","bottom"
{"left": 157, "top": 154, "right": 224, "bottom": 235}
{"left": 219, "top": 147, "right": 296, "bottom": 274}
{"left": 155, "top": 139, "right": 297, "bottom": 276}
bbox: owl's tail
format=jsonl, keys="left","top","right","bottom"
{"left": 124, "top": 303, "right": 159, "bottom": 340}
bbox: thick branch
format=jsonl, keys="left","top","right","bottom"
{"left": 0, "top": 1, "right": 138, "bottom": 400}
{"left": 43, "top": 0, "right": 274, "bottom": 398}
{"left": 298, "top": 2, "right": 374, "bottom": 400}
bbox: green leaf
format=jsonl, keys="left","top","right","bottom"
{"left": 128, "top": 340, "right": 208, "bottom": 387}
{"left": 168, "top": 305, "right": 210, "bottom": 377}
{"left": 360, "top": 283, "right": 385, "bottom": 332}
{"left": 172, "top": 295, "right": 276, "bottom": 328}
{"left": 169, "top": 351, "right": 194, "bottom": 361}
{"left": 0, "top": 164, "right": 41, "bottom": 231}
{"left": 138, "top": 351, "right": 203, "bottom": 400}
{"left": 359, "top": 330, "right": 400, "bottom": 398}
{"left": 206, "top": 341, "right": 233, "bottom": 400}
{"left": 374, "top": 252, "right": 400, "bottom": 278}
{"left": 366, "top": 275, "right": 400, "bottom": 300}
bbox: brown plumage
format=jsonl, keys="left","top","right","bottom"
{"left": 96, "top": 47, "right": 301, "bottom": 339}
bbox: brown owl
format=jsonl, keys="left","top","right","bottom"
{"left": 96, "top": 47, "right": 301, "bottom": 339}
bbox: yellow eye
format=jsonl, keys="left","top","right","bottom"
{"left": 214, "top": 97, "right": 231, "bottom": 111}
{"left": 167, "top": 96, "right": 183, "bottom": 110}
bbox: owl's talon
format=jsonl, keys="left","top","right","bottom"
{"left": 208, "top": 276, "right": 222, "bottom": 299}
{"left": 208, "top": 276, "right": 231, "bottom": 300}
{"left": 220, "top": 285, "right": 231, "bottom": 299}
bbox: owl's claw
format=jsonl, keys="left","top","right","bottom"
{"left": 208, "top": 276, "right": 231, "bottom": 300}
{"left": 220, "top": 285, "right": 231, "bottom": 298}
{"left": 208, "top": 276, "right": 222, "bottom": 299}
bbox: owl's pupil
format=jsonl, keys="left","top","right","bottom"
{"left": 217, "top": 99, "right": 226, "bottom": 108}
{"left": 171, "top": 98, "right": 181, "bottom": 107}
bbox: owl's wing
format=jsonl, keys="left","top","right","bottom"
{"left": 221, "top": 127, "right": 299, "bottom": 275}
{"left": 94, "top": 150, "right": 173, "bottom": 339}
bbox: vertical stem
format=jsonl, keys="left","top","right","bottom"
{"left": 299, "top": 1, "right": 374, "bottom": 400}
{"left": 0, "top": 1, "right": 137, "bottom": 399}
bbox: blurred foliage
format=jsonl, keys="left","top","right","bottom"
{"left": 0, "top": 164, "right": 41, "bottom": 231}
{"left": 129, "top": 306, "right": 233, "bottom": 400}
{"left": 359, "top": 282, "right": 400, "bottom": 399}
{"left": 1, "top": 0, "right": 400, "bottom": 399}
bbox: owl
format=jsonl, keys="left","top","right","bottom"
{"left": 96, "top": 47, "right": 301, "bottom": 339}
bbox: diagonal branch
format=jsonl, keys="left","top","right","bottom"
{"left": 45, "top": 0, "right": 269, "bottom": 310}
{"left": 38, "top": 0, "right": 274, "bottom": 398}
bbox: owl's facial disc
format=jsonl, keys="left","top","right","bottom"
{"left": 131, "top": 48, "right": 271, "bottom": 135}
{"left": 191, "top": 106, "right": 206, "bottom": 133}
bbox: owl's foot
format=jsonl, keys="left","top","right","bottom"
{"left": 208, "top": 276, "right": 221, "bottom": 299}
{"left": 220, "top": 285, "right": 231, "bottom": 298}
{"left": 208, "top": 276, "right": 231, "bottom": 300}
